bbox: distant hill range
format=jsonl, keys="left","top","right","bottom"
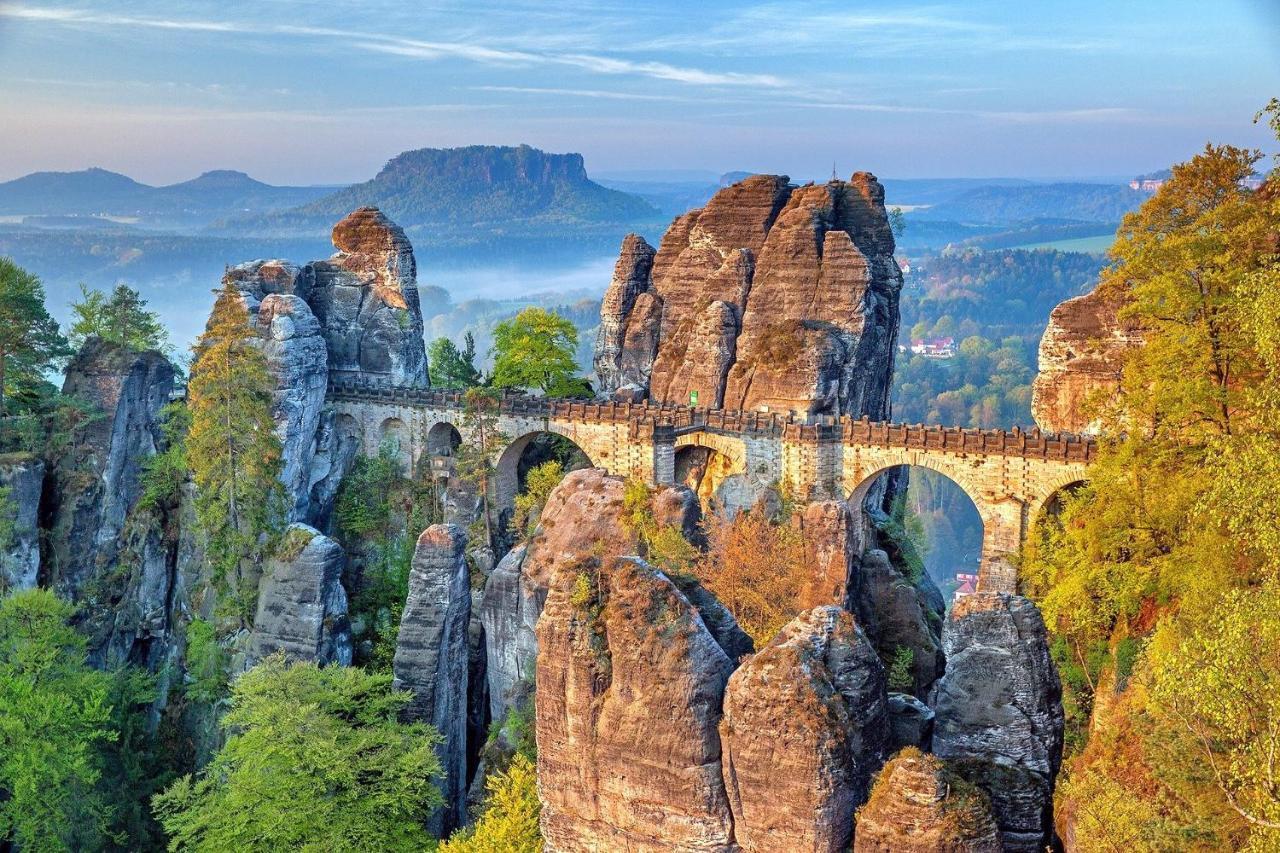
{"left": 909, "top": 182, "right": 1146, "bottom": 225}
{"left": 0, "top": 167, "right": 333, "bottom": 227}
{"left": 219, "top": 144, "right": 663, "bottom": 239}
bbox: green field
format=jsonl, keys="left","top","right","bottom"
{"left": 1009, "top": 234, "right": 1116, "bottom": 253}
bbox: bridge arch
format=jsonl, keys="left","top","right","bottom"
{"left": 494, "top": 430, "right": 596, "bottom": 520}
{"left": 379, "top": 417, "right": 411, "bottom": 472}
{"left": 425, "top": 419, "right": 463, "bottom": 457}
{"left": 673, "top": 432, "right": 753, "bottom": 514}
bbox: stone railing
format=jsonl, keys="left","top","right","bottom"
{"left": 325, "top": 378, "right": 1096, "bottom": 463}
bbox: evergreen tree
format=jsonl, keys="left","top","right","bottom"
{"left": 427, "top": 331, "right": 482, "bottom": 389}
{"left": 0, "top": 589, "right": 116, "bottom": 851}
{"left": 186, "top": 281, "right": 283, "bottom": 617}
{"left": 152, "top": 655, "right": 443, "bottom": 852}
{"left": 0, "top": 258, "right": 71, "bottom": 425}
{"left": 490, "top": 307, "right": 584, "bottom": 395}
{"left": 69, "top": 283, "right": 168, "bottom": 353}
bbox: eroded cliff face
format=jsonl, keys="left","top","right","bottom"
{"left": 224, "top": 207, "right": 427, "bottom": 524}
{"left": 536, "top": 555, "right": 742, "bottom": 852}
{"left": 594, "top": 173, "right": 902, "bottom": 416}
{"left": 1031, "top": 285, "right": 1142, "bottom": 434}
{"left": 932, "top": 592, "right": 1064, "bottom": 852}
{"left": 480, "top": 467, "right": 704, "bottom": 723}
{"left": 0, "top": 456, "right": 43, "bottom": 592}
{"left": 720, "top": 606, "right": 889, "bottom": 852}
{"left": 393, "top": 524, "right": 473, "bottom": 835}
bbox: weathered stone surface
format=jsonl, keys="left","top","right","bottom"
{"left": 0, "top": 455, "right": 43, "bottom": 592}
{"left": 888, "top": 692, "right": 935, "bottom": 752}
{"left": 48, "top": 338, "right": 175, "bottom": 600}
{"left": 797, "top": 499, "right": 861, "bottom": 611}
{"left": 595, "top": 173, "right": 901, "bottom": 417}
{"left": 855, "top": 748, "right": 1002, "bottom": 853}
{"left": 853, "top": 548, "right": 944, "bottom": 697}
{"left": 311, "top": 207, "right": 428, "bottom": 385}
{"left": 480, "top": 468, "right": 703, "bottom": 722}
{"left": 536, "top": 555, "right": 740, "bottom": 852}
{"left": 248, "top": 523, "right": 352, "bottom": 667}
{"left": 1031, "top": 286, "right": 1142, "bottom": 435}
{"left": 392, "top": 524, "right": 472, "bottom": 835}
{"left": 932, "top": 592, "right": 1064, "bottom": 853}
{"left": 720, "top": 606, "right": 888, "bottom": 852}
{"left": 595, "top": 234, "right": 657, "bottom": 392}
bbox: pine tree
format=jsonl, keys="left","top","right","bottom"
{"left": 0, "top": 258, "right": 71, "bottom": 427}
{"left": 186, "top": 281, "right": 283, "bottom": 617}
{"left": 68, "top": 282, "right": 168, "bottom": 353}
{"left": 427, "top": 332, "right": 482, "bottom": 389}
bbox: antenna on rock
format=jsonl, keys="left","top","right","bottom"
{"left": 831, "top": 161, "right": 838, "bottom": 181}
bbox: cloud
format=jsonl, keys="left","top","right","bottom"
{"left": 0, "top": 4, "right": 786, "bottom": 88}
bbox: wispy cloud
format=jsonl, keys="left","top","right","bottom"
{"left": 0, "top": 4, "right": 785, "bottom": 88}
{"left": 473, "top": 85, "right": 698, "bottom": 103}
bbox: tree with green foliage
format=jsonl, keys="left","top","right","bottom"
{"left": 1023, "top": 129, "right": 1280, "bottom": 849}
{"left": 511, "top": 459, "right": 564, "bottom": 539}
{"left": 152, "top": 654, "right": 443, "bottom": 852}
{"left": 491, "top": 307, "right": 586, "bottom": 396}
{"left": 0, "top": 258, "right": 71, "bottom": 426}
{"left": 186, "top": 281, "right": 283, "bottom": 617}
{"left": 138, "top": 402, "right": 190, "bottom": 515}
{"left": 0, "top": 588, "right": 117, "bottom": 851}
{"left": 68, "top": 283, "right": 168, "bottom": 353}
{"left": 428, "top": 332, "right": 482, "bottom": 389}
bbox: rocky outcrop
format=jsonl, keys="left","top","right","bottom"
{"left": 536, "top": 555, "right": 743, "bottom": 852}
{"left": 854, "top": 549, "right": 944, "bottom": 697}
{"left": 1031, "top": 286, "right": 1142, "bottom": 434}
{"left": 311, "top": 207, "right": 428, "bottom": 385}
{"left": 248, "top": 524, "right": 352, "bottom": 666}
{"left": 854, "top": 748, "right": 1002, "bottom": 853}
{"left": 223, "top": 207, "right": 427, "bottom": 522}
{"left": 595, "top": 173, "right": 902, "bottom": 417}
{"left": 0, "top": 455, "right": 43, "bottom": 592}
{"left": 392, "top": 524, "right": 472, "bottom": 835}
{"left": 888, "top": 692, "right": 935, "bottom": 752}
{"left": 47, "top": 338, "right": 175, "bottom": 601}
{"left": 720, "top": 606, "right": 888, "bottom": 852}
{"left": 480, "top": 468, "right": 703, "bottom": 722}
{"left": 797, "top": 499, "right": 861, "bottom": 611}
{"left": 932, "top": 593, "right": 1064, "bottom": 852}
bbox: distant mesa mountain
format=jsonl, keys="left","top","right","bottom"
{"left": 221, "top": 144, "right": 662, "bottom": 237}
{"left": 911, "top": 182, "right": 1145, "bottom": 225}
{"left": 0, "top": 166, "right": 332, "bottom": 223}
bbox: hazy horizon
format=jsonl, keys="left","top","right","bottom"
{"left": 2, "top": 1, "right": 1277, "bottom": 185}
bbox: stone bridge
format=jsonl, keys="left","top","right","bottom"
{"left": 326, "top": 379, "right": 1094, "bottom": 592}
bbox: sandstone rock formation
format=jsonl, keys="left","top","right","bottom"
{"left": 797, "top": 499, "right": 861, "bottom": 611}
{"left": 0, "top": 456, "right": 43, "bottom": 592}
{"left": 480, "top": 468, "right": 705, "bottom": 722}
{"left": 392, "top": 524, "right": 472, "bottom": 835}
{"left": 595, "top": 173, "right": 902, "bottom": 417}
{"left": 223, "top": 207, "right": 428, "bottom": 522}
{"left": 854, "top": 548, "right": 944, "bottom": 697}
{"left": 536, "top": 555, "right": 744, "bottom": 852}
{"left": 46, "top": 338, "right": 175, "bottom": 600}
{"left": 720, "top": 606, "right": 888, "bottom": 852}
{"left": 248, "top": 523, "right": 352, "bottom": 666}
{"left": 1031, "top": 285, "right": 1142, "bottom": 434}
{"left": 932, "top": 592, "right": 1064, "bottom": 852}
{"left": 888, "top": 692, "right": 935, "bottom": 752}
{"left": 854, "top": 748, "right": 1002, "bottom": 853}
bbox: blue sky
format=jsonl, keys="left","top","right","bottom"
{"left": 0, "top": 0, "right": 1277, "bottom": 184}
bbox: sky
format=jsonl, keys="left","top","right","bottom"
{"left": 0, "top": 0, "right": 1277, "bottom": 185}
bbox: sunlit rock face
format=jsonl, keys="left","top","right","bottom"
{"left": 1031, "top": 286, "right": 1142, "bottom": 434}
{"left": 594, "top": 172, "right": 902, "bottom": 418}
{"left": 535, "top": 555, "right": 747, "bottom": 853}
{"left": 720, "top": 606, "right": 889, "bottom": 852}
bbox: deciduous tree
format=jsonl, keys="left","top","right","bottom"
{"left": 491, "top": 307, "right": 584, "bottom": 396}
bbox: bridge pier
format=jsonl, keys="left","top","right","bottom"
{"left": 976, "top": 500, "right": 1026, "bottom": 593}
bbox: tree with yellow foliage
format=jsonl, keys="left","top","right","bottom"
{"left": 187, "top": 281, "right": 284, "bottom": 619}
